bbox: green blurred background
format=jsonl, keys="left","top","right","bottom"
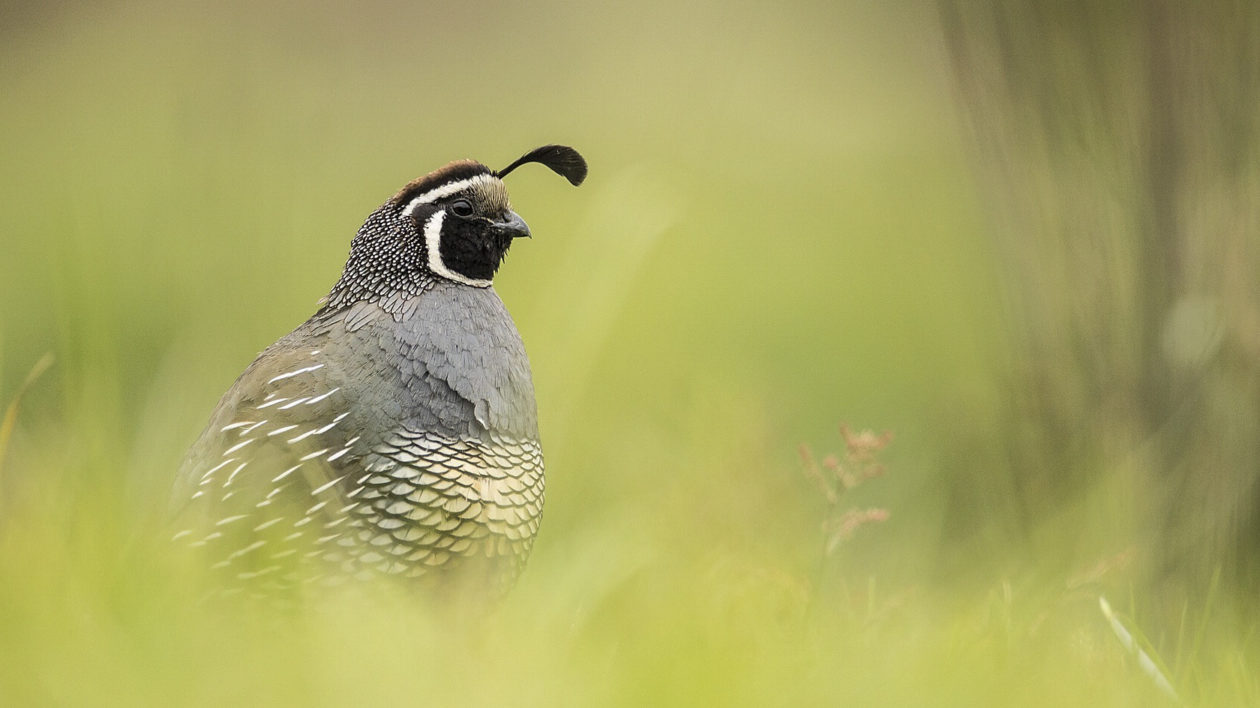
{"left": 0, "top": 0, "right": 1256, "bottom": 705}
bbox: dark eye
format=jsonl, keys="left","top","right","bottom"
{"left": 450, "top": 199, "right": 474, "bottom": 218}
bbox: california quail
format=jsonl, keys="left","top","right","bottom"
{"left": 172, "top": 145, "right": 587, "bottom": 595}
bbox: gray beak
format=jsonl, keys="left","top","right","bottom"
{"left": 494, "top": 210, "right": 531, "bottom": 239}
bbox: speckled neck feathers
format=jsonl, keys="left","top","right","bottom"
{"left": 321, "top": 202, "right": 436, "bottom": 314}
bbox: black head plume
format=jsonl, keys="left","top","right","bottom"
{"left": 495, "top": 145, "right": 587, "bottom": 186}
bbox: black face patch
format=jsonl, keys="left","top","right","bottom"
{"left": 438, "top": 216, "right": 514, "bottom": 282}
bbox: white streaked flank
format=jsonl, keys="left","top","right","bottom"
{"left": 285, "top": 413, "right": 343, "bottom": 444}
{"left": 223, "top": 438, "right": 257, "bottom": 456}
{"left": 226, "top": 540, "right": 266, "bottom": 561}
{"left": 266, "top": 363, "right": 324, "bottom": 385}
{"left": 236, "top": 566, "right": 279, "bottom": 580}
{"left": 241, "top": 420, "right": 268, "bottom": 435}
{"left": 224, "top": 461, "right": 248, "bottom": 486}
{"left": 303, "top": 387, "right": 340, "bottom": 405}
{"left": 253, "top": 518, "right": 284, "bottom": 532}
{"left": 272, "top": 464, "right": 302, "bottom": 483}
{"left": 286, "top": 427, "right": 317, "bottom": 444}
{"left": 200, "top": 458, "right": 235, "bottom": 481}
{"left": 310, "top": 474, "right": 348, "bottom": 496}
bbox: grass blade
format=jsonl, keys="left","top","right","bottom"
{"left": 0, "top": 352, "right": 55, "bottom": 479}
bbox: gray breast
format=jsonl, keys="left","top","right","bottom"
{"left": 331, "top": 281, "right": 539, "bottom": 443}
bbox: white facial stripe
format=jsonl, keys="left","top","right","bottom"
{"left": 401, "top": 173, "right": 495, "bottom": 217}
{"left": 422, "top": 211, "right": 493, "bottom": 288}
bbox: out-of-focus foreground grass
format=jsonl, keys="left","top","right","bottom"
{"left": 0, "top": 1, "right": 1255, "bottom": 705}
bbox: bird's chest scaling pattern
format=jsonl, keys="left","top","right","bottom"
{"left": 330, "top": 430, "right": 544, "bottom": 589}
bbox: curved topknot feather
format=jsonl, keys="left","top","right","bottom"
{"left": 496, "top": 145, "right": 587, "bottom": 186}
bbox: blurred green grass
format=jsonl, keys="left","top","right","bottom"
{"left": 0, "top": 0, "right": 1255, "bottom": 705}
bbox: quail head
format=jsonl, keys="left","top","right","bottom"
{"left": 172, "top": 145, "right": 587, "bottom": 596}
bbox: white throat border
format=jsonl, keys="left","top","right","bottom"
{"left": 421, "top": 210, "right": 493, "bottom": 288}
